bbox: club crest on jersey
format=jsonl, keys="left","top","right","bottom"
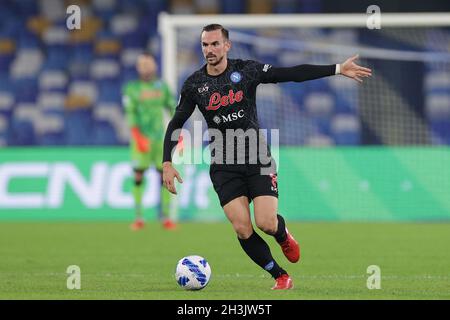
{"left": 230, "top": 72, "right": 242, "bottom": 83}
{"left": 206, "top": 90, "right": 244, "bottom": 111}
{"left": 198, "top": 83, "right": 209, "bottom": 93}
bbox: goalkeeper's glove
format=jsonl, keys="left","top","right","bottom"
{"left": 131, "top": 127, "right": 151, "bottom": 153}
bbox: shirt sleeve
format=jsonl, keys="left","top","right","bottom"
{"left": 249, "top": 60, "right": 336, "bottom": 85}
{"left": 163, "top": 82, "right": 196, "bottom": 162}
{"left": 122, "top": 83, "right": 138, "bottom": 127}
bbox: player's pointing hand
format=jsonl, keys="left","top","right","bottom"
{"left": 340, "top": 54, "right": 372, "bottom": 83}
{"left": 162, "top": 161, "right": 183, "bottom": 194}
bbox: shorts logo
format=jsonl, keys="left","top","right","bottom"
{"left": 270, "top": 173, "right": 278, "bottom": 193}
{"left": 230, "top": 72, "right": 242, "bottom": 83}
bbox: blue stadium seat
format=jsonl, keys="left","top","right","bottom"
{"left": 274, "top": 0, "right": 299, "bottom": 14}
{"left": 334, "top": 95, "right": 357, "bottom": 113}
{"left": 430, "top": 120, "right": 450, "bottom": 144}
{"left": 0, "top": 75, "right": 13, "bottom": 92}
{"left": 93, "top": 120, "right": 119, "bottom": 145}
{"left": 13, "top": 77, "right": 39, "bottom": 103}
{"left": 17, "top": 29, "right": 40, "bottom": 49}
{"left": 304, "top": 92, "right": 335, "bottom": 135}
{"left": 10, "top": 119, "right": 36, "bottom": 145}
{"left": 0, "top": 114, "right": 9, "bottom": 145}
{"left": 39, "top": 71, "right": 68, "bottom": 94}
{"left": 64, "top": 109, "right": 93, "bottom": 145}
{"left": 221, "top": 0, "right": 246, "bottom": 13}
{"left": 121, "top": 66, "right": 138, "bottom": 84}
{"left": 71, "top": 43, "right": 94, "bottom": 62}
{"left": 97, "top": 80, "right": 122, "bottom": 104}
{"left": 39, "top": 132, "right": 65, "bottom": 145}
{"left": 14, "top": 0, "right": 39, "bottom": 15}
{"left": 0, "top": 52, "right": 14, "bottom": 72}
{"left": 426, "top": 93, "right": 450, "bottom": 144}
{"left": 69, "top": 61, "right": 91, "bottom": 81}
{"left": 121, "top": 31, "right": 148, "bottom": 48}
{"left": 280, "top": 82, "right": 305, "bottom": 109}
{"left": 331, "top": 114, "right": 361, "bottom": 145}
{"left": 44, "top": 46, "right": 70, "bottom": 70}
{"left": 92, "top": 0, "right": 118, "bottom": 20}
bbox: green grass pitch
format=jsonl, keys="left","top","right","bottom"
{"left": 0, "top": 221, "right": 449, "bottom": 299}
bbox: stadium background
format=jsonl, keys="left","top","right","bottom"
{"left": 0, "top": 0, "right": 449, "bottom": 222}
{"left": 1, "top": 0, "right": 450, "bottom": 301}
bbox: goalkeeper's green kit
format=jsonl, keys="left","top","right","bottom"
{"left": 122, "top": 79, "right": 176, "bottom": 219}
{"left": 123, "top": 79, "right": 176, "bottom": 170}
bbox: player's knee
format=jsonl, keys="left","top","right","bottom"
{"left": 233, "top": 222, "right": 253, "bottom": 239}
{"left": 134, "top": 175, "right": 144, "bottom": 185}
{"left": 255, "top": 216, "right": 277, "bottom": 235}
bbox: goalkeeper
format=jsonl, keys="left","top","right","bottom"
{"left": 122, "top": 53, "right": 179, "bottom": 231}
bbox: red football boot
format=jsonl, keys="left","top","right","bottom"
{"left": 130, "top": 218, "right": 145, "bottom": 231}
{"left": 272, "top": 274, "right": 294, "bottom": 290}
{"left": 278, "top": 228, "right": 300, "bottom": 263}
{"left": 162, "top": 219, "right": 178, "bottom": 230}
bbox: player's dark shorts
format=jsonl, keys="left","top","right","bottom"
{"left": 209, "top": 162, "right": 279, "bottom": 207}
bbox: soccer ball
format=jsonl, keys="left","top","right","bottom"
{"left": 175, "top": 255, "right": 211, "bottom": 290}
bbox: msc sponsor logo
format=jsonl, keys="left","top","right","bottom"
{"left": 221, "top": 110, "right": 245, "bottom": 123}
{"left": 212, "top": 110, "right": 245, "bottom": 124}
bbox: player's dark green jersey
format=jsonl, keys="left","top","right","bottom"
{"left": 122, "top": 79, "right": 176, "bottom": 141}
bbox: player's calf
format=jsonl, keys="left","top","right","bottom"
{"left": 274, "top": 214, "right": 300, "bottom": 263}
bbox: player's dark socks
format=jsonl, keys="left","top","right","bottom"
{"left": 273, "top": 214, "right": 287, "bottom": 243}
{"left": 238, "top": 230, "right": 287, "bottom": 279}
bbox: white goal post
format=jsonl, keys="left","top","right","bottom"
{"left": 158, "top": 12, "right": 450, "bottom": 93}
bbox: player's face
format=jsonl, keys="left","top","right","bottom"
{"left": 201, "top": 30, "right": 231, "bottom": 66}
{"left": 136, "top": 55, "right": 157, "bottom": 80}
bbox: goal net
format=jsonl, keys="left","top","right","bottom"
{"left": 158, "top": 13, "right": 450, "bottom": 221}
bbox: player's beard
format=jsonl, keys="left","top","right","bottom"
{"left": 140, "top": 73, "right": 154, "bottom": 82}
{"left": 206, "top": 55, "right": 224, "bottom": 66}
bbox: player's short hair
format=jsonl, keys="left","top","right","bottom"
{"left": 201, "top": 24, "right": 229, "bottom": 40}
{"left": 140, "top": 51, "right": 155, "bottom": 59}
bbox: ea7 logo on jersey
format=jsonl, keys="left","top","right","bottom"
{"left": 198, "top": 83, "right": 209, "bottom": 93}
{"left": 263, "top": 64, "right": 272, "bottom": 72}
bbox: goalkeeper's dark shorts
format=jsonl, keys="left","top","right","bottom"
{"left": 209, "top": 161, "right": 278, "bottom": 207}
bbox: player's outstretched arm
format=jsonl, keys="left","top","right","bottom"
{"left": 162, "top": 161, "right": 183, "bottom": 194}
{"left": 339, "top": 54, "right": 372, "bottom": 83}
{"left": 256, "top": 54, "right": 371, "bottom": 84}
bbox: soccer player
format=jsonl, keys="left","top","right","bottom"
{"left": 122, "top": 52, "right": 179, "bottom": 231}
{"left": 162, "top": 25, "right": 372, "bottom": 289}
